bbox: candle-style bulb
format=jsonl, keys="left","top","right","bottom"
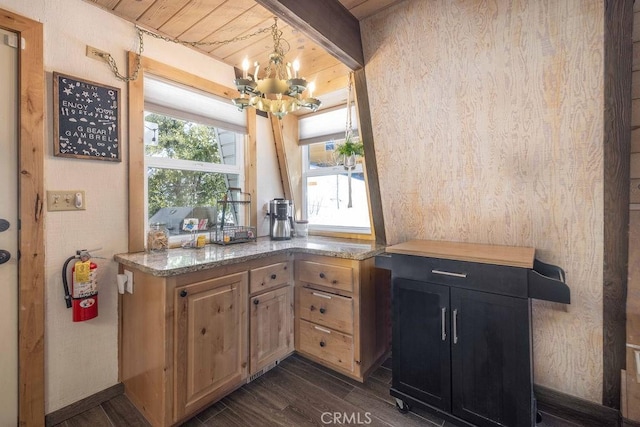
{"left": 292, "top": 60, "right": 300, "bottom": 78}
{"left": 242, "top": 58, "right": 249, "bottom": 79}
{"left": 308, "top": 81, "right": 315, "bottom": 98}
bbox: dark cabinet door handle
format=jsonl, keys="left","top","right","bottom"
{"left": 319, "top": 341, "right": 326, "bottom": 347}
{"left": 270, "top": 274, "right": 277, "bottom": 280}
{"left": 0, "top": 250, "right": 10, "bottom": 265}
{"left": 453, "top": 309, "right": 459, "bottom": 344}
{"left": 319, "top": 272, "right": 326, "bottom": 279}
{"left": 179, "top": 290, "right": 188, "bottom": 298}
{"left": 254, "top": 299, "right": 259, "bottom": 305}
{"left": 319, "top": 308, "right": 326, "bottom": 314}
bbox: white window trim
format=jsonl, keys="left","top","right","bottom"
{"left": 143, "top": 107, "right": 245, "bottom": 245}
{"left": 301, "top": 144, "right": 371, "bottom": 235}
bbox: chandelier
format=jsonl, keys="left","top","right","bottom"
{"left": 233, "top": 18, "right": 321, "bottom": 119}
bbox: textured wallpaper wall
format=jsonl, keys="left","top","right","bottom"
{"left": 362, "top": 0, "right": 605, "bottom": 402}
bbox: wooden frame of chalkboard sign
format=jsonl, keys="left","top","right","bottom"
{"left": 53, "top": 72, "right": 121, "bottom": 162}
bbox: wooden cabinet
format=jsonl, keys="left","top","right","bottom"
{"left": 120, "top": 254, "right": 292, "bottom": 427}
{"left": 120, "top": 251, "right": 388, "bottom": 426}
{"left": 249, "top": 261, "right": 294, "bottom": 375}
{"left": 294, "top": 254, "right": 388, "bottom": 381}
{"left": 174, "top": 272, "right": 248, "bottom": 420}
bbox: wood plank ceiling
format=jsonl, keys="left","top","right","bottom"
{"left": 85, "top": 0, "right": 403, "bottom": 98}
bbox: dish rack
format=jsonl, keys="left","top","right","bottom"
{"left": 210, "top": 188, "right": 256, "bottom": 245}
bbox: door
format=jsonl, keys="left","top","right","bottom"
{"left": 249, "top": 285, "right": 293, "bottom": 374}
{"left": 392, "top": 278, "right": 451, "bottom": 411}
{"left": 0, "top": 27, "right": 19, "bottom": 426}
{"left": 451, "top": 288, "right": 532, "bottom": 427}
{"left": 174, "top": 272, "right": 248, "bottom": 421}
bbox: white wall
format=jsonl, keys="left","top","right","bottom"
{"left": 257, "top": 115, "right": 285, "bottom": 236}
{"left": 0, "top": 0, "right": 282, "bottom": 413}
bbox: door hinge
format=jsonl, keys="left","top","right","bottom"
{"left": 3, "top": 33, "right": 25, "bottom": 49}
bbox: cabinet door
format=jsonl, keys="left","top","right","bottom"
{"left": 451, "top": 288, "right": 531, "bottom": 427}
{"left": 392, "top": 278, "right": 451, "bottom": 411}
{"left": 174, "top": 272, "right": 248, "bottom": 420}
{"left": 250, "top": 285, "right": 293, "bottom": 374}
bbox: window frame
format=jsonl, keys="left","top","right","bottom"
{"left": 301, "top": 140, "right": 372, "bottom": 236}
{"left": 128, "top": 54, "right": 256, "bottom": 252}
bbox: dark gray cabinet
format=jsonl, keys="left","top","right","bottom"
{"left": 393, "top": 278, "right": 532, "bottom": 427}
{"left": 378, "top": 241, "right": 570, "bottom": 427}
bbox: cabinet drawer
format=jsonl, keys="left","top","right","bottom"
{"left": 298, "top": 287, "right": 353, "bottom": 334}
{"left": 298, "top": 319, "right": 354, "bottom": 372}
{"left": 297, "top": 261, "right": 353, "bottom": 293}
{"left": 250, "top": 262, "right": 291, "bottom": 295}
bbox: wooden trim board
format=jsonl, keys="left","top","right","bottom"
{"left": 535, "top": 384, "right": 621, "bottom": 427}
{"left": 602, "top": 0, "right": 632, "bottom": 409}
{"left": 386, "top": 240, "right": 535, "bottom": 269}
{"left": 0, "top": 9, "right": 46, "bottom": 426}
{"left": 44, "top": 383, "right": 124, "bottom": 427}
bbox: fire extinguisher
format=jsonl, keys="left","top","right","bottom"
{"left": 62, "top": 249, "right": 99, "bottom": 322}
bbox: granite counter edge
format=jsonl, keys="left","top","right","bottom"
{"left": 114, "top": 246, "right": 386, "bottom": 277}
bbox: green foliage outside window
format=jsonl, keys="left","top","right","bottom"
{"left": 145, "top": 113, "right": 229, "bottom": 218}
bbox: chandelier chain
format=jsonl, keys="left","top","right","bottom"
{"left": 345, "top": 72, "right": 354, "bottom": 140}
{"left": 99, "top": 22, "right": 275, "bottom": 82}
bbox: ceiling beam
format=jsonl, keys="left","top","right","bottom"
{"left": 253, "top": 0, "right": 364, "bottom": 70}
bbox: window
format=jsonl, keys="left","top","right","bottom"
{"left": 300, "top": 106, "right": 371, "bottom": 235}
{"left": 144, "top": 76, "right": 245, "bottom": 241}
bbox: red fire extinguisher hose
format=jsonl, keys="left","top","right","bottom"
{"left": 61, "top": 255, "right": 77, "bottom": 308}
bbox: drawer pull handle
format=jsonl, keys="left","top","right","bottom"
{"left": 453, "top": 309, "right": 459, "bottom": 344}
{"left": 319, "top": 341, "right": 326, "bottom": 347}
{"left": 253, "top": 299, "right": 259, "bottom": 305}
{"left": 270, "top": 274, "right": 277, "bottom": 280}
{"left": 432, "top": 269, "right": 467, "bottom": 278}
{"left": 319, "top": 308, "right": 326, "bottom": 314}
{"left": 312, "top": 292, "right": 332, "bottom": 299}
{"left": 319, "top": 272, "right": 326, "bottom": 279}
{"left": 310, "top": 305, "right": 316, "bottom": 311}
{"left": 179, "top": 290, "right": 188, "bottom": 298}
{"left": 314, "top": 325, "right": 331, "bottom": 334}
{"left": 441, "top": 307, "right": 446, "bottom": 341}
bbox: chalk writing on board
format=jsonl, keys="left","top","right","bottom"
{"left": 53, "top": 72, "right": 121, "bottom": 162}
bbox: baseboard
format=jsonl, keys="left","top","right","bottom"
{"left": 45, "top": 383, "right": 124, "bottom": 427}
{"left": 535, "top": 384, "right": 621, "bottom": 427}
{"left": 623, "top": 418, "right": 640, "bottom": 427}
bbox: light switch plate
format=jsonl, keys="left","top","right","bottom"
{"left": 124, "top": 269, "right": 134, "bottom": 294}
{"left": 47, "top": 190, "right": 86, "bottom": 211}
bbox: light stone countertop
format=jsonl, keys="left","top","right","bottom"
{"left": 114, "top": 236, "right": 386, "bottom": 277}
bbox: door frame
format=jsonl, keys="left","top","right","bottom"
{"left": 0, "top": 9, "right": 45, "bottom": 426}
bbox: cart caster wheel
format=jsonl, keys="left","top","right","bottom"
{"left": 395, "top": 398, "right": 409, "bottom": 414}
{"left": 536, "top": 411, "right": 542, "bottom": 424}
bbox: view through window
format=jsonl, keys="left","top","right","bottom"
{"left": 303, "top": 139, "right": 371, "bottom": 234}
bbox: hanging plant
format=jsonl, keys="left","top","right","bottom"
{"left": 335, "top": 136, "right": 364, "bottom": 158}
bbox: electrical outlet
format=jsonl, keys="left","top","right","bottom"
{"left": 86, "top": 45, "right": 108, "bottom": 61}
{"left": 124, "top": 269, "right": 134, "bottom": 294}
{"left": 47, "top": 190, "right": 86, "bottom": 211}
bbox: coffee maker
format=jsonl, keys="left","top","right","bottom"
{"left": 269, "top": 198, "right": 293, "bottom": 240}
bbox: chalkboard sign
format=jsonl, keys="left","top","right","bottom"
{"left": 53, "top": 72, "right": 121, "bottom": 162}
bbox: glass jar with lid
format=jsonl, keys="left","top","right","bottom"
{"left": 147, "top": 223, "right": 169, "bottom": 252}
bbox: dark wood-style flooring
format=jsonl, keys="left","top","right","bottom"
{"left": 53, "top": 354, "right": 585, "bottom": 427}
